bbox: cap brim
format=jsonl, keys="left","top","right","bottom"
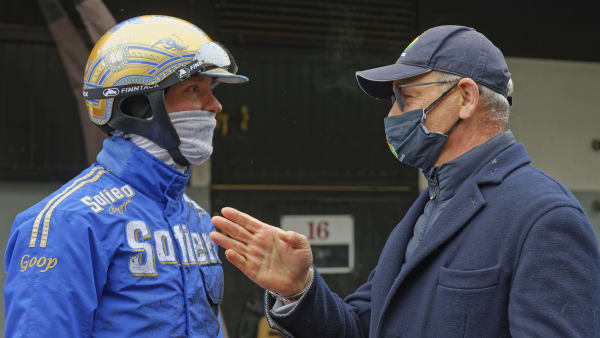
{"left": 198, "top": 68, "right": 249, "bottom": 84}
{"left": 355, "top": 63, "right": 431, "bottom": 99}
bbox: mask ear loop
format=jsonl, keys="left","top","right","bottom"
{"left": 424, "top": 81, "right": 459, "bottom": 113}
{"left": 423, "top": 81, "right": 462, "bottom": 135}
{"left": 444, "top": 116, "right": 462, "bottom": 135}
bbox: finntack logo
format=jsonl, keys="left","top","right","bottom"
{"left": 178, "top": 68, "right": 191, "bottom": 80}
{"left": 120, "top": 84, "right": 159, "bottom": 94}
{"left": 189, "top": 61, "right": 201, "bottom": 72}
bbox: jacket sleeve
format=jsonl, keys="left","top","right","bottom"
{"left": 508, "top": 206, "right": 600, "bottom": 337}
{"left": 266, "top": 267, "right": 373, "bottom": 338}
{"left": 4, "top": 210, "right": 110, "bottom": 337}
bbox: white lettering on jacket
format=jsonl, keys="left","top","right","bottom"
{"left": 126, "top": 220, "right": 220, "bottom": 277}
{"left": 80, "top": 184, "right": 135, "bottom": 213}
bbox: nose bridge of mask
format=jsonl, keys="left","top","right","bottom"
{"left": 384, "top": 107, "right": 448, "bottom": 169}
{"left": 384, "top": 108, "right": 425, "bottom": 158}
{"left": 383, "top": 81, "right": 462, "bottom": 170}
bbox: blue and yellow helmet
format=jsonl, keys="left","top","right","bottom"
{"left": 82, "top": 15, "right": 248, "bottom": 165}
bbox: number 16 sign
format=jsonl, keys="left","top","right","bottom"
{"left": 280, "top": 215, "right": 354, "bottom": 274}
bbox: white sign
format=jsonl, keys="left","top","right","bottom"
{"left": 281, "top": 215, "right": 354, "bottom": 274}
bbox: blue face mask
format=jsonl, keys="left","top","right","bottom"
{"left": 384, "top": 82, "right": 461, "bottom": 170}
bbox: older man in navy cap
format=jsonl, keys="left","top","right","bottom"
{"left": 209, "top": 26, "right": 600, "bottom": 337}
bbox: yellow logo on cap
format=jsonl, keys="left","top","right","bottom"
{"left": 401, "top": 36, "right": 419, "bottom": 57}
{"left": 405, "top": 36, "right": 419, "bottom": 51}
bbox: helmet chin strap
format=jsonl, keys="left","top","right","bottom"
{"left": 108, "top": 90, "right": 191, "bottom": 167}
{"left": 168, "top": 148, "right": 190, "bottom": 167}
{"left": 145, "top": 91, "right": 191, "bottom": 167}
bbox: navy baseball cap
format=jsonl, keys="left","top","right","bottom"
{"left": 356, "top": 25, "right": 511, "bottom": 102}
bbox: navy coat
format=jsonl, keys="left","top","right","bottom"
{"left": 268, "top": 143, "right": 600, "bottom": 337}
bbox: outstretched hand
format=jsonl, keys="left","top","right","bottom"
{"left": 210, "top": 207, "right": 313, "bottom": 297}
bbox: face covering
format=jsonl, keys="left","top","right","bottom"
{"left": 129, "top": 110, "right": 217, "bottom": 171}
{"left": 384, "top": 83, "right": 460, "bottom": 170}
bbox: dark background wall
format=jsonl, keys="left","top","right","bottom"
{"left": 1, "top": 0, "right": 599, "bottom": 336}
{"left": 418, "top": 0, "right": 600, "bottom": 63}
{"left": 2, "top": 0, "right": 599, "bottom": 181}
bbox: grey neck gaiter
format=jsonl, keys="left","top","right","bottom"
{"left": 129, "top": 110, "right": 217, "bottom": 172}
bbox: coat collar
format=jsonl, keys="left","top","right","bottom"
{"left": 97, "top": 136, "right": 190, "bottom": 204}
{"left": 374, "top": 142, "right": 531, "bottom": 336}
{"left": 423, "top": 131, "right": 516, "bottom": 200}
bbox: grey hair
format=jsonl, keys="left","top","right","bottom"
{"left": 437, "top": 72, "right": 514, "bottom": 124}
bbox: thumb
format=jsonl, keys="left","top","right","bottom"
{"left": 280, "top": 231, "right": 309, "bottom": 249}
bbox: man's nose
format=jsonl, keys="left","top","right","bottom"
{"left": 387, "top": 102, "right": 402, "bottom": 117}
{"left": 204, "top": 92, "right": 223, "bottom": 114}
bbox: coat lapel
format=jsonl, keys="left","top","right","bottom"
{"left": 373, "top": 142, "right": 532, "bottom": 337}
{"left": 399, "top": 182, "right": 485, "bottom": 280}
{"left": 372, "top": 191, "right": 430, "bottom": 296}
{"left": 374, "top": 181, "right": 486, "bottom": 336}
{"left": 370, "top": 190, "right": 429, "bottom": 335}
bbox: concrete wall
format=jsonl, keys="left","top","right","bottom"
{"left": 508, "top": 57, "right": 600, "bottom": 239}
{"left": 507, "top": 57, "right": 600, "bottom": 191}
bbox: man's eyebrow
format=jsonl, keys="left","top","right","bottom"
{"left": 184, "top": 75, "right": 210, "bottom": 84}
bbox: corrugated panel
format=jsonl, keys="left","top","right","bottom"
{"left": 212, "top": 1, "right": 418, "bottom": 186}
{"left": 211, "top": 46, "right": 417, "bottom": 187}
{"left": 215, "top": 0, "right": 417, "bottom": 49}
{"left": 0, "top": 40, "right": 86, "bottom": 181}
{"left": 0, "top": 23, "right": 69, "bottom": 44}
{"left": 0, "top": 0, "right": 84, "bottom": 27}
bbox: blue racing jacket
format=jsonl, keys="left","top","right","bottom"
{"left": 4, "top": 136, "right": 224, "bottom": 337}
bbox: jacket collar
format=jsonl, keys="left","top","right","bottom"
{"left": 374, "top": 141, "right": 531, "bottom": 336}
{"left": 424, "top": 131, "right": 516, "bottom": 200}
{"left": 474, "top": 141, "right": 531, "bottom": 185}
{"left": 97, "top": 136, "right": 190, "bottom": 204}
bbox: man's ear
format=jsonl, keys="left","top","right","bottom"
{"left": 457, "top": 78, "right": 479, "bottom": 120}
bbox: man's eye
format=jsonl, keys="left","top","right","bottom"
{"left": 189, "top": 86, "right": 199, "bottom": 93}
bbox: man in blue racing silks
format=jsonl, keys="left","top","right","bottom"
{"left": 4, "top": 15, "right": 248, "bottom": 337}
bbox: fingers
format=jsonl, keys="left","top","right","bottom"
{"left": 224, "top": 249, "right": 253, "bottom": 278}
{"left": 221, "top": 207, "right": 263, "bottom": 233}
{"left": 279, "top": 231, "right": 310, "bottom": 250}
{"left": 211, "top": 235, "right": 255, "bottom": 280}
{"left": 210, "top": 232, "right": 247, "bottom": 255}
{"left": 212, "top": 215, "right": 253, "bottom": 243}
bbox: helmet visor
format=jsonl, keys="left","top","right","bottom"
{"left": 194, "top": 41, "right": 248, "bottom": 84}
